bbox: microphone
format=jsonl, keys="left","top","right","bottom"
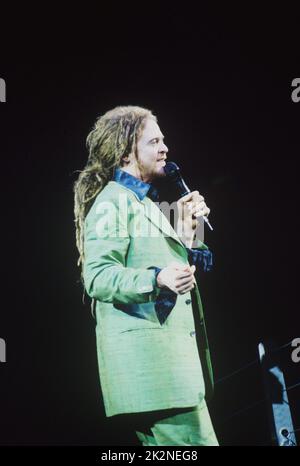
{"left": 163, "top": 161, "right": 213, "bottom": 231}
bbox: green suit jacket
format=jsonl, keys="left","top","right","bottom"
{"left": 83, "top": 180, "right": 214, "bottom": 417}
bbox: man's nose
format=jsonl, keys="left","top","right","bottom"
{"left": 160, "top": 142, "right": 169, "bottom": 153}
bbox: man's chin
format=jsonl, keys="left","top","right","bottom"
{"left": 155, "top": 165, "right": 167, "bottom": 178}
{"left": 148, "top": 165, "right": 166, "bottom": 182}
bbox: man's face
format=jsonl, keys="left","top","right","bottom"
{"left": 128, "top": 118, "right": 169, "bottom": 183}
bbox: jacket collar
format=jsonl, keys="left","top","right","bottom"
{"left": 112, "top": 168, "right": 184, "bottom": 248}
{"left": 113, "top": 168, "right": 159, "bottom": 202}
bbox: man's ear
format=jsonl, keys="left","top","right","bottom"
{"left": 121, "top": 153, "right": 132, "bottom": 165}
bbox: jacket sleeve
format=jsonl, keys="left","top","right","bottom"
{"left": 83, "top": 197, "right": 161, "bottom": 305}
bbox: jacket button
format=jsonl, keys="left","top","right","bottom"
{"left": 190, "top": 330, "right": 196, "bottom": 337}
{"left": 185, "top": 299, "right": 192, "bottom": 305}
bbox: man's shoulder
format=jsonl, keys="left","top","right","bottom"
{"left": 95, "top": 181, "right": 138, "bottom": 204}
{"left": 85, "top": 181, "right": 136, "bottom": 224}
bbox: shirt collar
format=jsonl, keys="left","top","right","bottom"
{"left": 113, "top": 168, "right": 159, "bottom": 202}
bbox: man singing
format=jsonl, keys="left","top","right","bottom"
{"left": 73, "top": 106, "right": 218, "bottom": 446}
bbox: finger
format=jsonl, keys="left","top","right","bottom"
{"left": 188, "top": 199, "right": 205, "bottom": 209}
{"left": 176, "top": 276, "right": 195, "bottom": 288}
{"left": 178, "top": 283, "right": 195, "bottom": 294}
{"left": 193, "top": 207, "right": 210, "bottom": 218}
{"left": 177, "top": 192, "right": 194, "bottom": 204}
{"left": 187, "top": 269, "right": 197, "bottom": 284}
{"left": 177, "top": 273, "right": 195, "bottom": 288}
{"left": 174, "top": 266, "right": 191, "bottom": 274}
{"left": 189, "top": 201, "right": 207, "bottom": 212}
{"left": 191, "top": 191, "right": 204, "bottom": 202}
{"left": 176, "top": 264, "right": 195, "bottom": 278}
{"left": 176, "top": 271, "right": 193, "bottom": 280}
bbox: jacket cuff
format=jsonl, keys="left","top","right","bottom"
{"left": 147, "top": 266, "right": 162, "bottom": 286}
{"left": 147, "top": 266, "right": 178, "bottom": 325}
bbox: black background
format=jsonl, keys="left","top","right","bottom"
{"left": 0, "top": 5, "right": 299, "bottom": 446}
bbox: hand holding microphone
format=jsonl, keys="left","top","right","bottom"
{"left": 163, "top": 161, "right": 214, "bottom": 231}
{"left": 177, "top": 190, "right": 210, "bottom": 231}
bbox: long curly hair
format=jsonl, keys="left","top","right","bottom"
{"left": 73, "top": 105, "right": 157, "bottom": 291}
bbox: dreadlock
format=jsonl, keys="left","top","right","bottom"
{"left": 73, "top": 105, "right": 157, "bottom": 292}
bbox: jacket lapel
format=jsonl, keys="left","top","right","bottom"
{"left": 113, "top": 181, "right": 186, "bottom": 249}
{"left": 141, "top": 196, "right": 185, "bottom": 248}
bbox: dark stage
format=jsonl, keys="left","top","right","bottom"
{"left": 0, "top": 6, "right": 299, "bottom": 447}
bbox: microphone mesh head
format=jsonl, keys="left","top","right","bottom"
{"left": 163, "top": 161, "right": 190, "bottom": 197}
{"left": 163, "top": 161, "right": 180, "bottom": 177}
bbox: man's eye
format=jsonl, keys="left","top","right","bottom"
{"left": 151, "top": 139, "right": 159, "bottom": 144}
